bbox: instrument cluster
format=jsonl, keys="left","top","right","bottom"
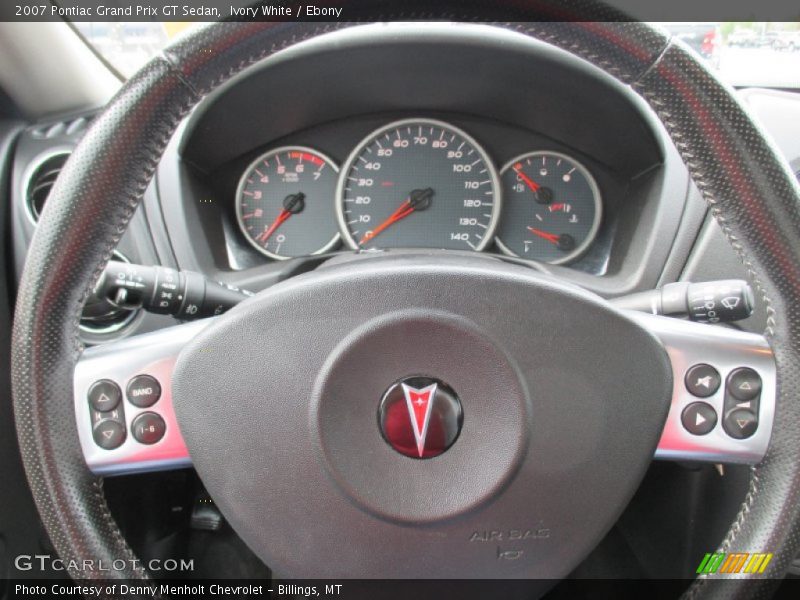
{"left": 236, "top": 118, "right": 602, "bottom": 265}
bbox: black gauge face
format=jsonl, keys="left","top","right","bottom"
{"left": 336, "top": 119, "right": 500, "bottom": 251}
{"left": 495, "top": 152, "right": 602, "bottom": 264}
{"left": 236, "top": 146, "right": 340, "bottom": 260}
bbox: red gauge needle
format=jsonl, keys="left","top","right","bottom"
{"left": 256, "top": 192, "right": 306, "bottom": 244}
{"left": 257, "top": 209, "right": 291, "bottom": 243}
{"left": 359, "top": 188, "right": 434, "bottom": 246}
{"left": 527, "top": 226, "right": 560, "bottom": 245}
{"left": 513, "top": 166, "right": 541, "bottom": 193}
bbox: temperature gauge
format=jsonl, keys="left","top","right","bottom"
{"left": 495, "top": 151, "right": 601, "bottom": 264}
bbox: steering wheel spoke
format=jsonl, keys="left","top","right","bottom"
{"left": 73, "top": 320, "right": 210, "bottom": 475}
{"left": 74, "top": 307, "right": 777, "bottom": 476}
{"left": 627, "top": 312, "right": 776, "bottom": 465}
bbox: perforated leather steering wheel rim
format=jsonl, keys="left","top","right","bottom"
{"left": 11, "top": 6, "right": 800, "bottom": 598}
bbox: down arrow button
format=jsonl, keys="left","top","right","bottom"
{"left": 723, "top": 408, "right": 758, "bottom": 440}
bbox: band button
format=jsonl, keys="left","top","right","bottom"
{"left": 126, "top": 375, "right": 162, "bottom": 408}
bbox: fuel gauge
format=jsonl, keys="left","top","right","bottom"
{"left": 495, "top": 151, "right": 601, "bottom": 264}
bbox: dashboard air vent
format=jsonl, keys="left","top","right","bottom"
{"left": 30, "top": 115, "right": 92, "bottom": 139}
{"left": 24, "top": 152, "right": 70, "bottom": 222}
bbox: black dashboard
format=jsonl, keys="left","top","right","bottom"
{"left": 181, "top": 24, "right": 665, "bottom": 277}
{"left": 163, "top": 25, "right": 689, "bottom": 293}
{"left": 201, "top": 113, "right": 627, "bottom": 273}
{"left": 9, "top": 23, "right": 800, "bottom": 346}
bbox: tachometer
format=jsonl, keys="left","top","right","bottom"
{"left": 236, "top": 146, "right": 340, "bottom": 260}
{"left": 336, "top": 119, "right": 500, "bottom": 250}
{"left": 495, "top": 151, "right": 601, "bottom": 264}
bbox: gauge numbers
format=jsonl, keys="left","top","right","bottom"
{"left": 236, "top": 146, "right": 340, "bottom": 260}
{"left": 336, "top": 119, "right": 501, "bottom": 251}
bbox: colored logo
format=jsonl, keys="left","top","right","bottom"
{"left": 696, "top": 552, "right": 773, "bottom": 574}
{"left": 378, "top": 376, "right": 463, "bottom": 459}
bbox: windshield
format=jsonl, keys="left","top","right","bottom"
{"left": 74, "top": 22, "right": 800, "bottom": 88}
{"left": 73, "top": 22, "right": 191, "bottom": 77}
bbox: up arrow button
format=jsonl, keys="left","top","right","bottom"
{"left": 727, "top": 368, "right": 762, "bottom": 402}
{"left": 88, "top": 380, "right": 121, "bottom": 412}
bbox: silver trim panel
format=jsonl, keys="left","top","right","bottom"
{"left": 630, "top": 312, "right": 776, "bottom": 465}
{"left": 74, "top": 311, "right": 775, "bottom": 476}
{"left": 74, "top": 320, "right": 210, "bottom": 475}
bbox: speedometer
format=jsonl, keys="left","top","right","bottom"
{"left": 336, "top": 119, "right": 500, "bottom": 250}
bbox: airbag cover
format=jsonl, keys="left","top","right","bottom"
{"left": 172, "top": 253, "right": 671, "bottom": 578}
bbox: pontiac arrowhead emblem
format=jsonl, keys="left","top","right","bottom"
{"left": 402, "top": 383, "right": 438, "bottom": 458}
{"left": 378, "top": 376, "right": 463, "bottom": 459}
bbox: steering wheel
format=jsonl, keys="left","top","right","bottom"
{"left": 11, "top": 4, "right": 800, "bottom": 597}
